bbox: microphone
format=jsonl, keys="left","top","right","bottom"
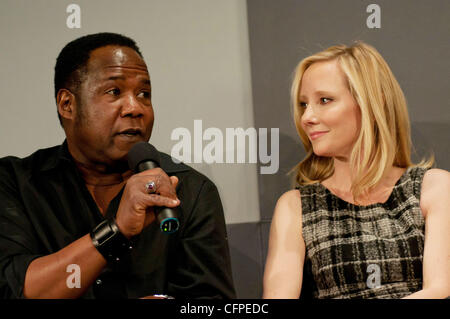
{"left": 128, "top": 142, "right": 180, "bottom": 234}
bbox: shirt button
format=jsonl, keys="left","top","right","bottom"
{"left": 96, "top": 279, "right": 102, "bottom": 285}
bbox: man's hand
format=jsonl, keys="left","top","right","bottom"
{"left": 22, "top": 169, "right": 180, "bottom": 299}
{"left": 115, "top": 168, "right": 180, "bottom": 238}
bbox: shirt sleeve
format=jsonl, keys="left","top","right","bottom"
{"left": 0, "top": 161, "right": 43, "bottom": 299}
{"left": 167, "top": 176, "right": 236, "bottom": 299}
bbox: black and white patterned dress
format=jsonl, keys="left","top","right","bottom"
{"left": 297, "top": 166, "right": 427, "bottom": 298}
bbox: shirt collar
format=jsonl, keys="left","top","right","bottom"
{"left": 39, "top": 140, "right": 190, "bottom": 174}
{"left": 159, "top": 151, "right": 191, "bottom": 173}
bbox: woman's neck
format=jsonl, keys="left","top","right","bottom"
{"left": 323, "top": 157, "right": 354, "bottom": 193}
{"left": 322, "top": 157, "right": 406, "bottom": 204}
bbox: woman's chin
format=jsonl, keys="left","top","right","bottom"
{"left": 312, "top": 147, "right": 334, "bottom": 158}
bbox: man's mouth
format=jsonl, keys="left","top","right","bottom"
{"left": 117, "top": 128, "right": 142, "bottom": 137}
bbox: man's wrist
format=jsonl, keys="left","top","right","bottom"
{"left": 90, "top": 218, "right": 134, "bottom": 264}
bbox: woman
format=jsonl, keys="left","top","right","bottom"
{"left": 263, "top": 42, "right": 449, "bottom": 299}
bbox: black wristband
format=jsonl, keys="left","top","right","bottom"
{"left": 90, "top": 218, "right": 133, "bottom": 264}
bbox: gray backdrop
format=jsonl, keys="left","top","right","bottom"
{"left": 0, "top": 0, "right": 448, "bottom": 298}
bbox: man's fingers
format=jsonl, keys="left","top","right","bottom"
{"left": 136, "top": 167, "right": 164, "bottom": 177}
{"left": 133, "top": 174, "right": 178, "bottom": 198}
{"left": 170, "top": 176, "right": 179, "bottom": 187}
{"left": 116, "top": 170, "right": 180, "bottom": 238}
{"left": 146, "top": 194, "right": 180, "bottom": 208}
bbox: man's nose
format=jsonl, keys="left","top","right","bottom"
{"left": 120, "top": 94, "right": 143, "bottom": 118}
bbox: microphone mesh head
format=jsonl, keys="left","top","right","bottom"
{"left": 127, "top": 142, "right": 161, "bottom": 172}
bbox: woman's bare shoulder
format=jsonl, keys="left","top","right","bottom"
{"left": 421, "top": 168, "right": 450, "bottom": 193}
{"left": 420, "top": 168, "right": 450, "bottom": 217}
{"left": 278, "top": 189, "right": 301, "bottom": 205}
{"left": 274, "top": 189, "right": 303, "bottom": 219}
{"left": 423, "top": 168, "right": 450, "bottom": 179}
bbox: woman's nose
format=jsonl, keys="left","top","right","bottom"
{"left": 301, "top": 105, "right": 319, "bottom": 126}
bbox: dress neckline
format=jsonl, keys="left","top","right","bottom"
{"left": 316, "top": 166, "right": 413, "bottom": 209}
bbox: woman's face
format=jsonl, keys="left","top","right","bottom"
{"left": 299, "top": 60, "right": 361, "bottom": 160}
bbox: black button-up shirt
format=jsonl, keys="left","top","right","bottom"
{"left": 0, "top": 141, "right": 235, "bottom": 299}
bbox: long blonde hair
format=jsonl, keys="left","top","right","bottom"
{"left": 291, "top": 41, "right": 433, "bottom": 201}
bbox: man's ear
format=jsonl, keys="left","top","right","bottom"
{"left": 57, "top": 89, "right": 77, "bottom": 122}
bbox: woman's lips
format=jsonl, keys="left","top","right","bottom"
{"left": 309, "top": 131, "right": 328, "bottom": 140}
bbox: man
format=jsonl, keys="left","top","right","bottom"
{"left": 0, "top": 33, "right": 235, "bottom": 299}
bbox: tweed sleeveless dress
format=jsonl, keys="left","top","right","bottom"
{"left": 297, "top": 166, "right": 427, "bottom": 298}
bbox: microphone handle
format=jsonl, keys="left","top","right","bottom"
{"left": 137, "top": 160, "right": 180, "bottom": 234}
{"left": 137, "top": 161, "right": 158, "bottom": 171}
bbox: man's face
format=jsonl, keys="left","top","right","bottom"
{"left": 68, "top": 45, "right": 154, "bottom": 168}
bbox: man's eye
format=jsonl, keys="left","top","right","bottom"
{"left": 107, "top": 88, "right": 120, "bottom": 96}
{"left": 137, "top": 91, "right": 150, "bottom": 99}
{"left": 320, "top": 97, "right": 332, "bottom": 104}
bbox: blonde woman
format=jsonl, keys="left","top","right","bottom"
{"left": 263, "top": 42, "right": 450, "bottom": 299}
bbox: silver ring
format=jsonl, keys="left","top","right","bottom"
{"left": 145, "top": 181, "right": 157, "bottom": 194}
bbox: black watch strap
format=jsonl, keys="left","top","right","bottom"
{"left": 90, "top": 218, "right": 133, "bottom": 264}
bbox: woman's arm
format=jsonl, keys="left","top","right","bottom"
{"left": 263, "top": 189, "right": 305, "bottom": 298}
{"left": 403, "top": 168, "right": 450, "bottom": 299}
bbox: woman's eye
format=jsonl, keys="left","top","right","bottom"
{"left": 320, "top": 97, "right": 332, "bottom": 104}
{"left": 299, "top": 101, "right": 307, "bottom": 108}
